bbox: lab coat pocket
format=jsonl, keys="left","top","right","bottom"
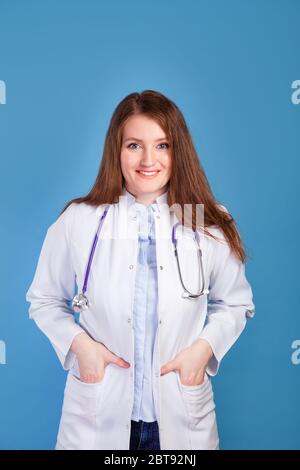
{"left": 56, "top": 371, "right": 104, "bottom": 450}
{"left": 178, "top": 372, "right": 214, "bottom": 419}
{"left": 177, "top": 370, "right": 209, "bottom": 391}
{"left": 177, "top": 371, "right": 219, "bottom": 449}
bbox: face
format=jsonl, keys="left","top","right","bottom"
{"left": 120, "top": 114, "right": 172, "bottom": 205}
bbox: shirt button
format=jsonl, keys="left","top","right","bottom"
{"left": 156, "top": 215, "right": 160, "bottom": 219}
{"left": 129, "top": 264, "right": 134, "bottom": 269}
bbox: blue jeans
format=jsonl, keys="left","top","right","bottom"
{"left": 129, "top": 420, "right": 160, "bottom": 450}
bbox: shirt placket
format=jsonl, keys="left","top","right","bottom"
{"left": 132, "top": 205, "right": 158, "bottom": 422}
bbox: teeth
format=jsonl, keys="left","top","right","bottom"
{"left": 138, "top": 171, "right": 159, "bottom": 176}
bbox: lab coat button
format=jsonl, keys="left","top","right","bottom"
{"left": 129, "top": 264, "right": 134, "bottom": 270}
{"left": 159, "top": 265, "right": 163, "bottom": 270}
{"left": 159, "top": 319, "right": 162, "bottom": 324}
{"left": 127, "top": 317, "right": 132, "bottom": 323}
{"left": 156, "top": 215, "right": 160, "bottom": 219}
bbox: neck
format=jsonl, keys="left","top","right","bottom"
{"left": 126, "top": 186, "right": 167, "bottom": 206}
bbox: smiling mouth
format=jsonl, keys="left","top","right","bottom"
{"left": 136, "top": 170, "right": 161, "bottom": 177}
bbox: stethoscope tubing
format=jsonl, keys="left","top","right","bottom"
{"left": 74, "top": 205, "right": 206, "bottom": 312}
{"left": 82, "top": 206, "right": 109, "bottom": 295}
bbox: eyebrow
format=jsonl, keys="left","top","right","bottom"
{"left": 123, "top": 137, "right": 169, "bottom": 143}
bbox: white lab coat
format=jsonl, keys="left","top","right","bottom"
{"left": 25, "top": 187, "right": 255, "bottom": 450}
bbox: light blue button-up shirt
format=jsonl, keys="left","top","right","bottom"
{"left": 131, "top": 202, "right": 159, "bottom": 423}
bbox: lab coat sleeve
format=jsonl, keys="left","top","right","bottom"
{"left": 199, "top": 227, "right": 255, "bottom": 376}
{"left": 25, "top": 203, "right": 85, "bottom": 370}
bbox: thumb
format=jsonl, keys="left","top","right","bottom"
{"left": 109, "top": 354, "right": 130, "bottom": 368}
{"left": 161, "top": 359, "right": 177, "bottom": 376}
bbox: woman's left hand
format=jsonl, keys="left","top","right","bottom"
{"left": 160, "top": 338, "right": 214, "bottom": 386}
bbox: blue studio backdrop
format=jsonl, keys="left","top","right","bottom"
{"left": 0, "top": 0, "right": 299, "bottom": 450}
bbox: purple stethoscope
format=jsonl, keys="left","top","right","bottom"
{"left": 72, "top": 206, "right": 110, "bottom": 313}
{"left": 72, "top": 205, "right": 207, "bottom": 312}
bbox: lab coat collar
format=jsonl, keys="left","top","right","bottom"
{"left": 94, "top": 186, "right": 169, "bottom": 218}
{"left": 120, "top": 185, "right": 169, "bottom": 213}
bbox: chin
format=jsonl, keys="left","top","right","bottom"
{"left": 136, "top": 183, "right": 162, "bottom": 192}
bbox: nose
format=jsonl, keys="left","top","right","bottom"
{"left": 139, "top": 147, "right": 156, "bottom": 167}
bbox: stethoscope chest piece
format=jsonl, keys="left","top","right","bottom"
{"left": 72, "top": 292, "right": 89, "bottom": 313}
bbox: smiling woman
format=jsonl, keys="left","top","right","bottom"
{"left": 120, "top": 115, "right": 172, "bottom": 205}
{"left": 26, "top": 89, "right": 255, "bottom": 450}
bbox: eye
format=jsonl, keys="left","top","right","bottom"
{"left": 158, "top": 142, "right": 170, "bottom": 150}
{"left": 127, "top": 143, "right": 140, "bottom": 150}
{"left": 127, "top": 142, "right": 170, "bottom": 150}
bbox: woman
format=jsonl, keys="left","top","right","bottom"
{"left": 26, "top": 89, "right": 255, "bottom": 450}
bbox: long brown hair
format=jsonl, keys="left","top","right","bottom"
{"left": 60, "top": 90, "right": 248, "bottom": 263}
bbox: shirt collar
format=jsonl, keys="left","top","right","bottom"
{"left": 121, "top": 185, "right": 168, "bottom": 213}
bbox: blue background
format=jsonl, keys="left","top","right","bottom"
{"left": 0, "top": 0, "right": 299, "bottom": 450}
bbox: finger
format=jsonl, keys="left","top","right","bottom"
{"left": 161, "top": 359, "right": 176, "bottom": 376}
{"left": 110, "top": 354, "right": 130, "bottom": 368}
{"left": 80, "top": 372, "right": 99, "bottom": 383}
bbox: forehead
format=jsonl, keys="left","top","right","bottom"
{"left": 122, "top": 115, "right": 167, "bottom": 140}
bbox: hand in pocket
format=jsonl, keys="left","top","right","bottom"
{"left": 71, "top": 332, "right": 131, "bottom": 383}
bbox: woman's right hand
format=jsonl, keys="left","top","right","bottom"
{"left": 70, "top": 332, "right": 131, "bottom": 383}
